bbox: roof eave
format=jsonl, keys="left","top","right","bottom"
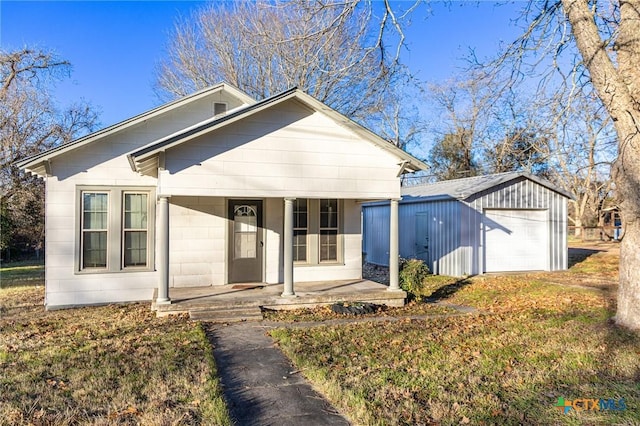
{"left": 401, "top": 172, "right": 575, "bottom": 200}
{"left": 16, "top": 83, "right": 256, "bottom": 172}
{"left": 129, "top": 88, "right": 427, "bottom": 175}
{"left": 290, "top": 91, "right": 428, "bottom": 173}
{"left": 465, "top": 172, "right": 574, "bottom": 200}
{"left": 128, "top": 88, "right": 299, "bottom": 172}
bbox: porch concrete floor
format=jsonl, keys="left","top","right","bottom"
{"left": 153, "top": 279, "right": 406, "bottom": 317}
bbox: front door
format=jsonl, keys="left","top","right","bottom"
{"left": 228, "top": 200, "right": 263, "bottom": 283}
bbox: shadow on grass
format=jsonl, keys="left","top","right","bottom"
{"left": 424, "top": 278, "right": 473, "bottom": 302}
{"left": 0, "top": 262, "right": 45, "bottom": 289}
{"left": 568, "top": 247, "right": 602, "bottom": 268}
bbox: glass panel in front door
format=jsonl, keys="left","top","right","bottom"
{"left": 234, "top": 204, "right": 257, "bottom": 259}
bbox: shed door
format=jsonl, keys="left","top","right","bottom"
{"left": 484, "top": 209, "right": 548, "bottom": 272}
{"left": 415, "top": 212, "right": 430, "bottom": 263}
{"left": 228, "top": 200, "right": 263, "bottom": 283}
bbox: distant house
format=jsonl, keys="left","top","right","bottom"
{"left": 600, "top": 206, "right": 623, "bottom": 241}
{"left": 17, "top": 83, "right": 427, "bottom": 309}
{"left": 363, "top": 172, "right": 573, "bottom": 276}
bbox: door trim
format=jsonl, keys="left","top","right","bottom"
{"left": 227, "top": 199, "right": 265, "bottom": 283}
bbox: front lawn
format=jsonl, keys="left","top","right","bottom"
{"left": 0, "top": 259, "right": 45, "bottom": 288}
{"left": 0, "top": 269, "right": 231, "bottom": 425}
{"left": 271, "top": 246, "right": 639, "bottom": 425}
{"left": 263, "top": 299, "right": 458, "bottom": 323}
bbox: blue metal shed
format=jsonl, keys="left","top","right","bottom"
{"left": 362, "top": 172, "right": 573, "bottom": 276}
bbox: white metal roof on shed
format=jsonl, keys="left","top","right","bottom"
{"left": 401, "top": 172, "right": 574, "bottom": 201}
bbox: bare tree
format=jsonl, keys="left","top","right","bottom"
{"left": 424, "top": 77, "right": 494, "bottom": 180}
{"left": 487, "top": 128, "right": 550, "bottom": 175}
{"left": 473, "top": 0, "right": 640, "bottom": 329}
{"left": 428, "top": 128, "right": 479, "bottom": 180}
{"left": 547, "top": 88, "right": 617, "bottom": 237}
{"left": 159, "top": 0, "right": 640, "bottom": 329}
{"left": 1, "top": 48, "right": 98, "bottom": 259}
{"left": 479, "top": 86, "right": 555, "bottom": 176}
{"left": 156, "top": 0, "right": 424, "bottom": 145}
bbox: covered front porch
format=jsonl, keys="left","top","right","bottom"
{"left": 152, "top": 278, "right": 406, "bottom": 321}
{"left": 123, "top": 88, "right": 421, "bottom": 313}
{"left": 152, "top": 195, "right": 404, "bottom": 310}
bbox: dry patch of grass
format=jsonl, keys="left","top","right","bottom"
{"left": 271, "top": 247, "right": 639, "bottom": 425}
{"left": 448, "top": 275, "right": 608, "bottom": 316}
{"left": 0, "top": 283, "right": 231, "bottom": 425}
{"left": 263, "top": 274, "right": 463, "bottom": 323}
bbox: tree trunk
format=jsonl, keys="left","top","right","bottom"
{"left": 609, "top": 0, "right": 640, "bottom": 330}
{"left": 562, "top": 0, "right": 640, "bottom": 329}
{"left": 611, "top": 114, "right": 640, "bottom": 329}
{"left": 617, "top": 217, "right": 640, "bottom": 327}
{"left": 573, "top": 219, "right": 582, "bottom": 238}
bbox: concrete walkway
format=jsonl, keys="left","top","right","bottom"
{"left": 205, "top": 304, "right": 480, "bottom": 425}
{"left": 206, "top": 323, "right": 350, "bottom": 426}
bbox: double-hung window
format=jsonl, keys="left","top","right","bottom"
{"left": 319, "top": 199, "right": 338, "bottom": 262}
{"left": 293, "top": 199, "right": 308, "bottom": 262}
{"left": 123, "top": 193, "right": 148, "bottom": 268}
{"left": 81, "top": 192, "right": 108, "bottom": 269}
{"left": 78, "top": 187, "right": 154, "bottom": 272}
{"left": 291, "top": 198, "right": 341, "bottom": 265}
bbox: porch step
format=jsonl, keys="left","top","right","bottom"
{"left": 189, "top": 306, "right": 264, "bottom": 323}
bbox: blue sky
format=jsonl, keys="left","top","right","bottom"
{"left": 1, "top": 1, "right": 525, "bottom": 128}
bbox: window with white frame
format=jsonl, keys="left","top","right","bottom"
{"left": 123, "top": 193, "right": 148, "bottom": 268}
{"left": 291, "top": 198, "right": 341, "bottom": 265}
{"left": 293, "top": 198, "right": 308, "bottom": 262}
{"left": 81, "top": 192, "right": 108, "bottom": 269}
{"left": 319, "top": 199, "right": 338, "bottom": 262}
{"left": 78, "top": 187, "right": 154, "bottom": 273}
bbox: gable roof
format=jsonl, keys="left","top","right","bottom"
{"left": 127, "top": 87, "right": 427, "bottom": 175}
{"left": 401, "top": 172, "right": 574, "bottom": 201}
{"left": 16, "top": 82, "right": 256, "bottom": 177}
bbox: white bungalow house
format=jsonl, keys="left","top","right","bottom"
{"left": 18, "top": 83, "right": 427, "bottom": 309}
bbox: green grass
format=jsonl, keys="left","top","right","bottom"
{"left": 271, "top": 248, "right": 639, "bottom": 425}
{"left": 0, "top": 260, "right": 45, "bottom": 288}
{"left": 0, "top": 285, "right": 231, "bottom": 425}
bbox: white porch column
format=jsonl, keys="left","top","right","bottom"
{"left": 282, "top": 197, "right": 296, "bottom": 297}
{"left": 157, "top": 195, "right": 171, "bottom": 304}
{"left": 388, "top": 198, "right": 401, "bottom": 291}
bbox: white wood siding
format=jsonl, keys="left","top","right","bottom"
{"left": 45, "top": 177, "right": 158, "bottom": 308}
{"left": 169, "top": 197, "right": 226, "bottom": 287}
{"left": 265, "top": 198, "right": 283, "bottom": 283}
{"left": 43, "top": 92, "right": 244, "bottom": 308}
{"left": 166, "top": 197, "right": 363, "bottom": 288}
{"left": 42, "top": 94, "right": 395, "bottom": 308}
{"left": 293, "top": 199, "right": 363, "bottom": 282}
{"left": 160, "top": 100, "right": 402, "bottom": 199}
